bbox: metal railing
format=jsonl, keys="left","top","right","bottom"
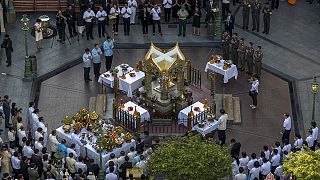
{"left": 190, "top": 67, "right": 202, "bottom": 89}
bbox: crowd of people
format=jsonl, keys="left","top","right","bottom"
{"left": 0, "top": 95, "right": 161, "bottom": 179}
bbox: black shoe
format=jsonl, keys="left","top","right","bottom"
{"left": 183, "top": 34, "right": 185, "bottom": 37}
{"left": 87, "top": 37, "right": 89, "bottom": 40}
{"left": 90, "top": 37, "right": 94, "bottom": 40}
{"left": 252, "top": 28, "right": 255, "bottom": 31}
{"left": 266, "top": 33, "right": 269, "bottom": 35}
{"left": 0, "top": 129, "right": 3, "bottom": 131}
{"left": 178, "top": 33, "right": 181, "bottom": 36}
{"left": 262, "top": 31, "right": 265, "bottom": 33}
{"left": 6, "top": 64, "right": 11, "bottom": 67}
{"left": 242, "top": 26, "right": 245, "bottom": 29}
{"left": 102, "top": 35, "right": 105, "bottom": 37}
{"left": 88, "top": 79, "right": 92, "bottom": 81}
{"left": 99, "top": 36, "right": 101, "bottom": 38}
{"left": 257, "top": 29, "right": 259, "bottom": 32}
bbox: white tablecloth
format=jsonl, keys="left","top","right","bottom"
{"left": 192, "top": 120, "right": 218, "bottom": 136}
{"left": 119, "top": 71, "right": 145, "bottom": 98}
{"left": 121, "top": 101, "right": 150, "bottom": 122}
{"left": 178, "top": 101, "right": 206, "bottom": 127}
{"left": 56, "top": 127, "right": 136, "bottom": 170}
{"left": 204, "top": 60, "right": 238, "bottom": 83}
{"left": 98, "top": 65, "right": 134, "bottom": 88}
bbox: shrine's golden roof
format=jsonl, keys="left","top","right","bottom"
{"left": 145, "top": 42, "right": 185, "bottom": 72}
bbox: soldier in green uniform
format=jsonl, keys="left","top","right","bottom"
{"left": 252, "top": 0, "right": 261, "bottom": 32}
{"left": 242, "top": 0, "right": 250, "bottom": 29}
{"left": 254, "top": 46, "right": 263, "bottom": 79}
{"left": 230, "top": 33, "right": 239, "bottom": 65}
{"left": 221, "top": 31, "right": 230, "bottom": 60}
{"left": 245, "top": 42, "right": 254, "bottom": 75}
{"left": 177, "top": 4, "right": 189, "bottom": 37}
{"left": 237, "top": 38, "right": 245, "bottom": 71}
{"left": 263, "top": 2, "right": 272, "bottom": 35}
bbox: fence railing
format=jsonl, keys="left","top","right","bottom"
{"left": 190, "top": 67, "right": 202, "bottom": 89}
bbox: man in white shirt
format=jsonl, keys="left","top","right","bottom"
{"left": 282, "top": 139, "right": 291, "bottom": 153}
{"left": 281, "top": 113, "right": 291, "bottom": 143}
{"left": 11, "top": 152, "right": 21, "bottom": 177}
{"left": 83, "top": 7, "right": 95, "bottom": 40}
{"left": 163, "top": 0, "right": 172, "bottom": 22}
{"left": 150, "top": 5, "right": 162, "bottom": 36}
{"left": 121, "top": 3, "right": 132, "bottom": 35}
{"left": 22, "top": 140, "right": 34, "bottom": 158}
{"left": 47, "top": 130, "right": 60, "bottom": 155}
{"left": 27, "top": 102, "right": 35, "bottom": 132}
{"left": 247, "top": 153, "right": 257, "bottom": 172}
{"left": 35, "top": 137, "right": 44, "bottom": 151}
{"left": 38, "top": 117, "right": 48, "bottom": 145}
{"left": 263, "top": 146, "right": 270, "bottom": 160}
{"left": 274, "top": 141, "right": 281, "bottom": 155}
{"left": 294, "top": 134, "right": 303, "bottom": 148}
{"left": 128, "top": 0, "right": 137, "bottom": 24}
{"left": 127, "top": 146, "right": 137, "bottom": 162}
{"left": 311, "top": 121, "right": 318, "bottom": 151}
{"left": 105, "top": 166, "right": 118, "bottom": 180}
{"left": 270, "top": 149, "right": 280, "bottom": 173}
{"left": 249, "top": 76, "right": 259, "bottom": 109}
{"left": 96, "top": 6, "right": 107, "bottom": 38}
{"left": 135, "top": 155, "right": 147, "bottom": 174}
{"left": 260, "top": 158, "right": 271, "bottom": 179}
{"left": 66, "top": 153, "right": 77, "bottom": 175}
{"left": 239, "top": 152, "right": 249, "bottom": 174}
{"left": 18, "top": 126, "right": 27, "bottom": 147}
{"left": 217, "top": 109, "right": 228, "bottom": 145}
{"left": 106, "top": 153, "right": 118, "bottom": 168}
{"left": 75, "top": 156, "right": 87, "bottom": 174}
{"left": 249, "top": 161, "right": 260, "bottom": 180}
{"left": 71, "top": 131, "right": 83, "bottom": 156}
{"left": 67, "top": 143, "right": 78, "bottom": 158}
{"left": 117, "top": 151, "right": 126, "bottom": 173}
{"left": 235, "top": 167, "right": 246, "bottom": 180}
{"left": 274, "top": 163, "right": 283, "bottom": 179}
{"left": 31, "top": 108, "right": 40, "bottom": 137}
{"left": 83, "top": 48, "right": 92, "bottom": 82}
{"left": 306, "top": 129, "right": 315, "bottom": 150}
{"left": 35, "top": 127, "right": 44, "bottom": 141}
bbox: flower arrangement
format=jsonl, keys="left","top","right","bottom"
{"left": 124, "top": 132, "right": 133, "bottom": 142}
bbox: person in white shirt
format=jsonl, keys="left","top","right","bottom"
{"left": 306, "top": 129, "right": 315, "bottom": 150}
{"left": 163, "top": 0, "right": 172, "bottom": 22}
{"left": 66, "top": 153, "right": 77, "bottom": 175}
{"left": 239, "top": 152, "right": 249, "bottom": 174}
{"left": 11, "top": 152, "right": 21, "bottom": 176}
{"left": 105, "top": 166, "right": 118, "bottom": 180}
{"left": 260, "top": 158, "right": 271, "bottom": 178}
{"left": 117, "top": 151, "right": 126, "bottom": 173}
{"left": 270, "top": 149, "right": 280, "bottom": 173}
{"left": 31, "top": 108, "right": 40, "bottom": 137}
{"left": 106, "top": 153, "right": 118, "bottom": 168}
{"left": 263, "top": 146, "right": 270, "bottom": 160}
{"left": 249, "top": 76, "right": 259, "bottom": 109}
{"left": 83, "top": 48, "right": 93, "bottom": 82}
{"left": 274, "top": 141, "right": 282, "bottom": 155}
{"left": 47, "top": 130, "right": 60, "bottom": 155}
{"left": 8, "top": 127, "right": 15, "bottom": 147}
{"left": 110, "top": 4, "right": 120, "bottom": 35}
{"left": 16, "top": 117, "right": 23, "bottom": 133}
{"left": 257, "top": 151, "right": 265, "bottom": 165}
{"left": 75, "top": 156, "right": 87, "bottom": 174}
{"left": 67, "top": 144, "right": 78, "bottom": 158}
{"left": 128, "top": 0, "right": 137, "bottom": 24}
{"left": 150, "top": 5, "right": 162, "bottom": 36}
{"left": 311, "top": 121, "right": 318, "bottom": 151}
{"left": 127, "top": 146, "right": 137, "bottom": 162}
{"left": 22, "top": 140, "right": 34, "bottom": 158}
{"left": 96, "top": 6, "right": 107, "bottom": 38}
{"left": 231, "top": 158, "right": 240, "bottom": 178}
{"left": 18, "top": 126, "right": 27, "bottom": 147}
{"left": 135, "top": 155, "right": 147, "bottom": 174}
{"left": 281, "top": 113, "right": 292, "bottom": 143}
{"left": 247, "top": 153, "right": 257, "bottom": 172}
{"left": 294, "top": 133, "right": 303, "bottom": 148}
{"left": 71, "top": 131, "right": 83, "bottom": 156}
{"left": 38, "top": 117, "right": 48, "bottom": 145}
{"left": 217, "top": 109, "right": 228, "bottom": 145}
{"left": 35, "top": 127, "right": 44, "bottom": 141}
{"left": 282, "top": 139, "right": 291, "bottom": 154}
{"left": 274, "top": 163, "right": 283, "bottom": 179}
{"left": 27, "top": 102, "right": 35, "bottom": 132}
{"left": 83, "top": 7, "right": 95, "bottom": 40}
{"left": 235, "top": 167, "right": 247, "bottom": 180}
{"left": 249, "top": 161, "right": 260, "bottom": 180}
{"left": 35, "top": 137, "right": 44, "bottom": 151}
{"left": 121, "top": 3, "right": 132, "bottom": 35}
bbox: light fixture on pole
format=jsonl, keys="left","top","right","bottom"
{"left": 311, "top": 76, "right": 318, "bottom": 122}
{"left": 21, "top": 14, "right": 32, "bottom": 80}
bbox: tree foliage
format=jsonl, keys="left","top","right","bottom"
{"left": 146, "top": 135, "right": 232, "bottom": 180}
{"left": 283, "top": 149, "right": 320, "bottom": 180}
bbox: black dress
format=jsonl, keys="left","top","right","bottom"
{"left": 192, "top": 10, "right": 201, "bottom": 28}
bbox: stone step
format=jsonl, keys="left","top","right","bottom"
{"left": 223, "top": 94, "right": 234, "bottom": 121}
{"left": 96, "top": 94, "right": 106, "bottom": 117}
{"left": 214, "top": 94, "right": 223, "bottom": 115}
{"left": 88, "top": 97, "right": 97, "bottom": 113}
{"left": 232, "top": 97, "right": 242, "bottom": 125}
{"left": 106, "top": 94, "right": 115, "bottom": 120}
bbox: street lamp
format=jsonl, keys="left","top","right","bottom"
{"left": 94, "top": 122, "right": 106, "bottom": 180}
{"left": 21, "top": 14, "right": 32, "bottom": 80}
{"left": 54, "top": 150, "right": 63, "bottom": 180}
{"left": 311, "top": 76, "right": 319, "bottom": 122}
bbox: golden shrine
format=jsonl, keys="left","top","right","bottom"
{"left": 138, "top": 42, "right": 193, "bottom": 114}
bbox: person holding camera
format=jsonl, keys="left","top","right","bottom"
{"left": 56, "top": 10, "right": 67, "bottom": 44}
{"left": 249, "top": 76, "right": 260, "bottom": 109}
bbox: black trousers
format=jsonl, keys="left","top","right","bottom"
{"left": 93, "top": 63, "right": 101, "bottom": 77}
{"left": 164, "top": 8, "right": 171, "bottom": 22}
{"left": 85, "top": 22, "right": 93, "bottom": 39}
{"left": 84, "top": 67, "right": 90, "bottom": 80}
{"left": 5, "top": 51, "right": 11, "bottom": 65}
{"left": 67, "top": 21, "right": 77, "bottom": 36}
{"left": 105, "top": 55, "right": 113, "bottom": 70}
{"left": 271, "top": 0, "right": 279, "bottom": 9}
{"left": 4, "top": 112, "right": 10, "bottom": 127}
{"left": 98, "top": 20, "right": 106, "bottom": 37}
{"left": 142, "top": 20, "right": 148, "bottom": 34}
{"left": 123, "top": 17, "right": 130, "bottom": 35}
{"left": 218, "top": 130, "right": 226, "bottom": 145}
{"left": 57, "top": 25, "right": 66, "bottom": 41}
{"left": 250, "top": 92, "right": 258, "bottom": 106}
{"left": 113, "top": 17, "right": 119, "bottom": 33}
{"left": 263, "top": 16, "right": 270, "bottom": 34}
{"left": 152, "top": 20, "right": 162, "bottom": 34}
{"left": 282, "top": 129, "right": 291, "bottom": 143}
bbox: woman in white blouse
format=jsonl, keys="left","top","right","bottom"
{"left": 34, "top": 19, "right": 43, "bottom": 50}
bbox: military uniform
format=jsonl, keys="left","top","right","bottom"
{"left": 245, "top": 46, "right": 254, "bottom": 75}
{"left": 254, "top": 50, "right": 263, "bottom": 78}
{"left": 252, "top": 1, "right": 261, "bottom": 32}
{"left": 230, "top": 37, "right": 239, "bottom": 65}
{"left": 222, "top": 33, "right": 230, "bottom": 60}
{"left": 237, "top": 42, "right": 245, "bottom": 71}
{"left": 242, "top": 1, "right": 250, "bottom": 29}
{"left": 263, "top": 6, "right": 272, "bottom": 34}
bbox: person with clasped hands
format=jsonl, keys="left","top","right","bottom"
{"left": 121, "top": 3, "right": 132, "bottom": 36}
{"left": 82, "top": 48, "right": 93, "bottom": 82}
{"left": 217, "top": 109, "right": 228, "bottom": 145}
{"left": 83, "top": 7, "right": 95, "bottom": 40}
{"left": 248, "top": 75, "right": 259, "bottom": 109}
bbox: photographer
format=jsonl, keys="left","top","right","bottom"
{"left": 249, "top": 75, "right": 260, "bottom": 110}
{"left": 56, "top": 10, "right": 67, "bottom": 44}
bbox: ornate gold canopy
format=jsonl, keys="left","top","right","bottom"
{"left": 145, "top": 42, "right": 185, "bottom": 72}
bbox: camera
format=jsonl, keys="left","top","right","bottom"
{"left": 17, "top": 108, "right": 23, "bottom": 113}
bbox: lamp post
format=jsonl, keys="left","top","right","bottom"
{"left": 21, "top": 14, "right": 32, "bottom": 80}
{"left": 94, "top": 123, "right": 105, "bottom": 180}
{"left": 311, "top": 76, "right": 319, "bottom": 122}
{"left": 54, "top": 150, "right": 63, "bottom": 180}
